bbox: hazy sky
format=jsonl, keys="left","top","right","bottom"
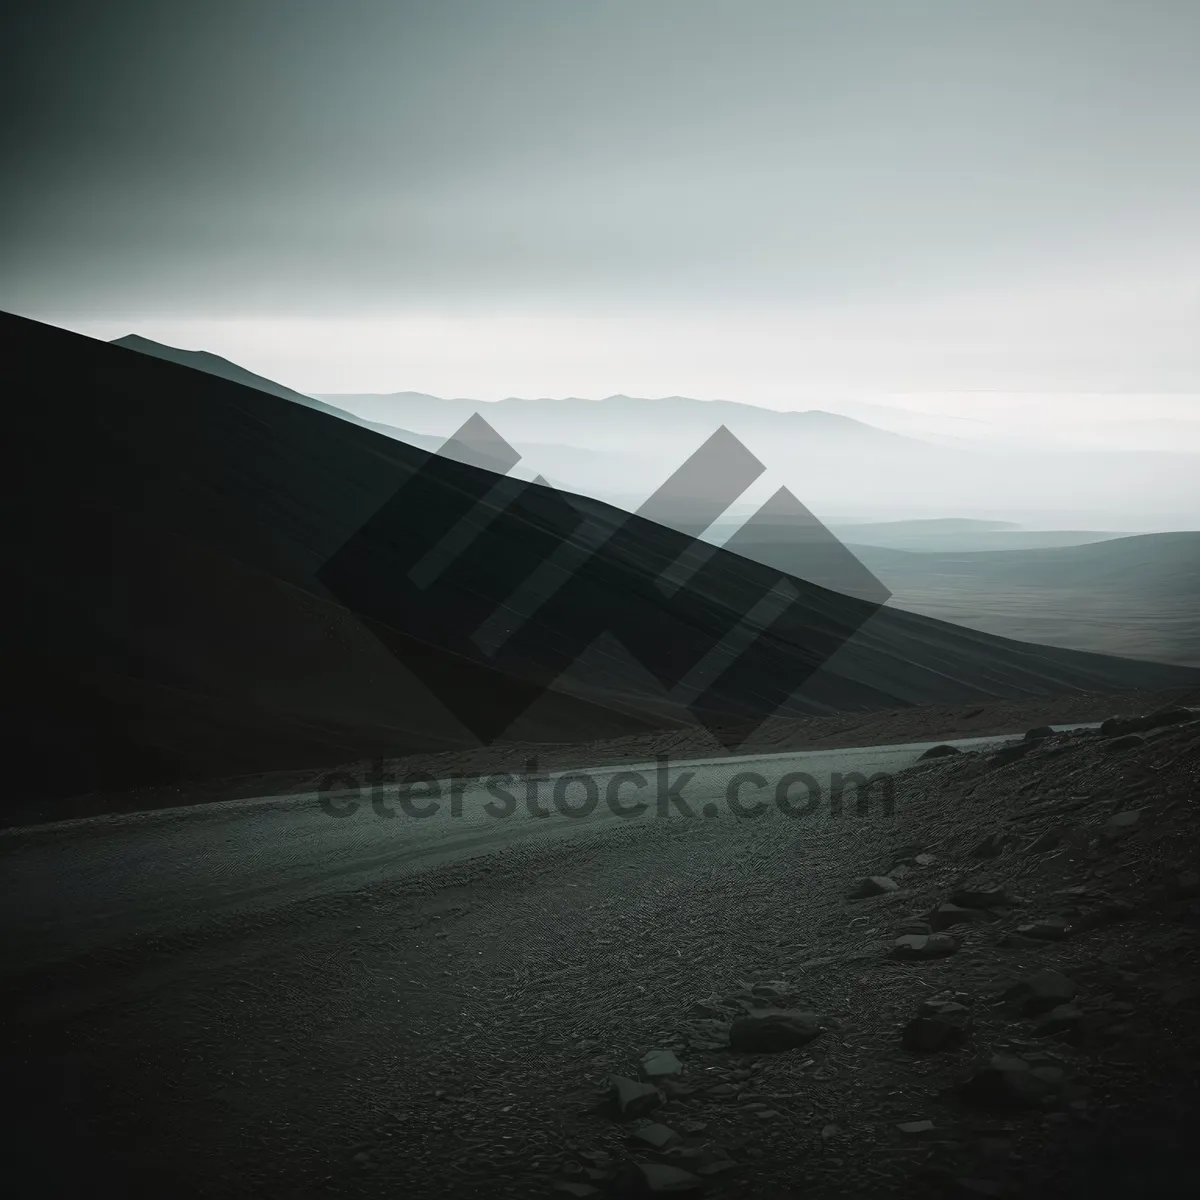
{"left": 3, "top": 1, "right": 1198, "bottom": 408}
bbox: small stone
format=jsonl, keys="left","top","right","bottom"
{"left": 705, "top": 1083, "right": 737, "bottom": 1097}
{"left": 920, "top": 744, "right": 961, "bottom": 759}
{"left": 821, "top": 1124, "right": 841, "bottom": 1139}
{"left": 728, "top": 1010, "right": 822, "bottom": 1052}
{"left": 898, "top": 1119, "right": 935, "bottom": 1134}
{"left": 1016, "top": 918, "right": 1073, "bottom": 941}
{"left": 849, "top": 875, "right": 900, "bottom": 899}
{"left": 951, "top": 886, "right": 1009, "bottom": 909}
{"left": 1100, "top": 716, "right": 1141, "bottom": 737}
{"left": 902, "top": 1016, "right": 967, "bottom": 1053}
{"left": 1103, "top": 734, "right": 1145, "bottom": 753}
{"left": 920, "top": 994, "right": 971, "bottom": 1018}
{"left": 615, "top": 1162, "right": 704, "bottom": 1195}
{"left": 915, "top": 853, "right": 937, "bottom": 866}
{"left": 891, "top": 933, "right": 959, "bottom": 960}
{"left": 959, "top": 1055, "right": 1052, "bottom": 1110}
{"left": 611, "top": 1076, "right": 662, "bottom": 1118}
{"left": 641, "top": 1050, "right": 683, "bottom": 1079}
{"left": 1003, "top": 969, "right": 1076, "bottom": 1015}
{"left": 1035, "top": 1004, "right": 1083, "bottom": 1036}
{"left": 630, "top": 1123, "right": 679, "bottom": 1149}
{"left": 970, "top": 833, "right": 1008, "bottom": 859}
{"left": 1025, "top": 726, "right": 1055, "bottom": 741}
{"left": 1102, "top": 810, "right": 1142, "bottom": 839}
{"left": 992, "top": 742, "right": 1036, "bottom": 766}
{"left": 930, "top": 902, "right": 991, "bottom": 931}
{"left": 1031, "top": 1066, "right": 1065, "bottom": 1085}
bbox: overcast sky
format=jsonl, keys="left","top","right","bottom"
{"left": 2, "top": 1, "right": 1198, "bottom": 408}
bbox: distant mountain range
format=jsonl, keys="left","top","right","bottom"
{"left": 7, "top": 312, "right": 1197, "bottom": 813}
{"left": 312, "top": 388, "right": 1199, "bottom": 528}
{"left": 109, "top": 337, "right": 1199, "bottom": 528}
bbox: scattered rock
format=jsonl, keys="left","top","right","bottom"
{"left": 897, "top": 1119, "right": 935, "bottom": 1134}
{"left": 1035, "top": 1004, "right": 1084, "bottom": 1037}
{"left": 958, "top": 1055, "right": 1054, "bottom": 1109}
{"left": 553, "top": 1184, "right": 601, "bottom": 1198}
{"left": 992, "top": 742, "right": 1036, "bottom": 766}
{"left": 1025, "top": 726, "right": 1055, "bottom": 741}
{"left": 970, "top": 833, "right": 1009, "bottom": 859}
{"left": 920, "top": 744, "right": 961, "bottom": 760}
{"left": 902, "top": 1016, "right": 967, "bottom": 1053}
{"left": 1016, "top": 917, "right": 1073, "bottom": 941}
{"left": 1002, "top": 969, "right": 1076, "bottom": 1015}
{"left": 1100, "top": 715, "right": 1141, "bottom": 737}
{"left": 915, "top": 853, "right": 937, "bottom": 866}
{"left": 630, "top": 1124, "right": 679, "bottom": 1149}
{"left": 692, "top": 1148, "right": 738, "bottom": 1177}
{"left": 951, "top": 886, "right": 1009, "bottom": 909}
{"left": 848, "top": 875, "right": 900, "bottom": 899}
{"left": 896, "top": 918, "right": 933, "bottom": 935}
{"left": 891, "top": 933, "right": 959, "bottom": 960}
{"left": 1103, "top": 734, "right": 1146, "bottom": 754}
{"left": 611, "top": 1076, "right": 662, "bottom": 1118}
{"left": 640, "top": 1050, "right": 683, "bottom": 1080}
{"left": 920, "top": 992, "right": 972, "bottom": 1017}
{"left": 613, "top": 1161, "right": 704, "bottom": 1196}
{"left": 930, "top": 902, "right": 992, "bottom": 931}
{"left": 1102, "top": 810, "right": 1142, "bottom": 840}
{"left": 728, "top": 1010, "right": 822, "bottom": 1052}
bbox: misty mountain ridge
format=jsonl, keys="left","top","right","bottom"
{"left": 112, "top": 334, "right": 1198, "bottom": 529}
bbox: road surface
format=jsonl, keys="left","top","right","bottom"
{"left": 0, "top": 728, "right": 1097, "bottom": 975}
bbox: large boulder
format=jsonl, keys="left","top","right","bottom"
{"left": 1002, "top": 969, "right": 1076, "bottom": 1015}
{"left": 919, "top": 744, "right": 961, "bottom": 760}
{"left": 728, "top": 1010, "right": 822, "bottom": 1052}
{"left": 890, "top": 933, "right": 959, "bottom": 960}
{"left": 848, "top": 875, "right": 900, "bottom": 899}
{"left": 958, "top": 1054, "right": 1058, "bottom": 1109}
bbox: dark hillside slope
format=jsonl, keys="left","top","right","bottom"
{"left": 7, "top": 312, "right": 1197, "bottom": 810}
{"left": 110, "top": 333, "right": 443, "bottom": 450}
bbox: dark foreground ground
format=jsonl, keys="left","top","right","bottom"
{"left": 2, "top": 700, "right": 1199, "bottom": 1198}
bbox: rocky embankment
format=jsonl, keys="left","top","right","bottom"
{"left": 535, "top": 707, "right": 1200, "bottom": 1199}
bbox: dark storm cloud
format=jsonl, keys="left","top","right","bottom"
{"left": 2, "top": 0, "right": 1198, "bottom": 332}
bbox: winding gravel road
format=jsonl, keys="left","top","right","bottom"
{"left": 0, "top": 729, "right": 1090, "bottom": 974}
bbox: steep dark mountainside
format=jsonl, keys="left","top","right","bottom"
{"left": 8, "top": 312, "right": 1198, "bottom": 809}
